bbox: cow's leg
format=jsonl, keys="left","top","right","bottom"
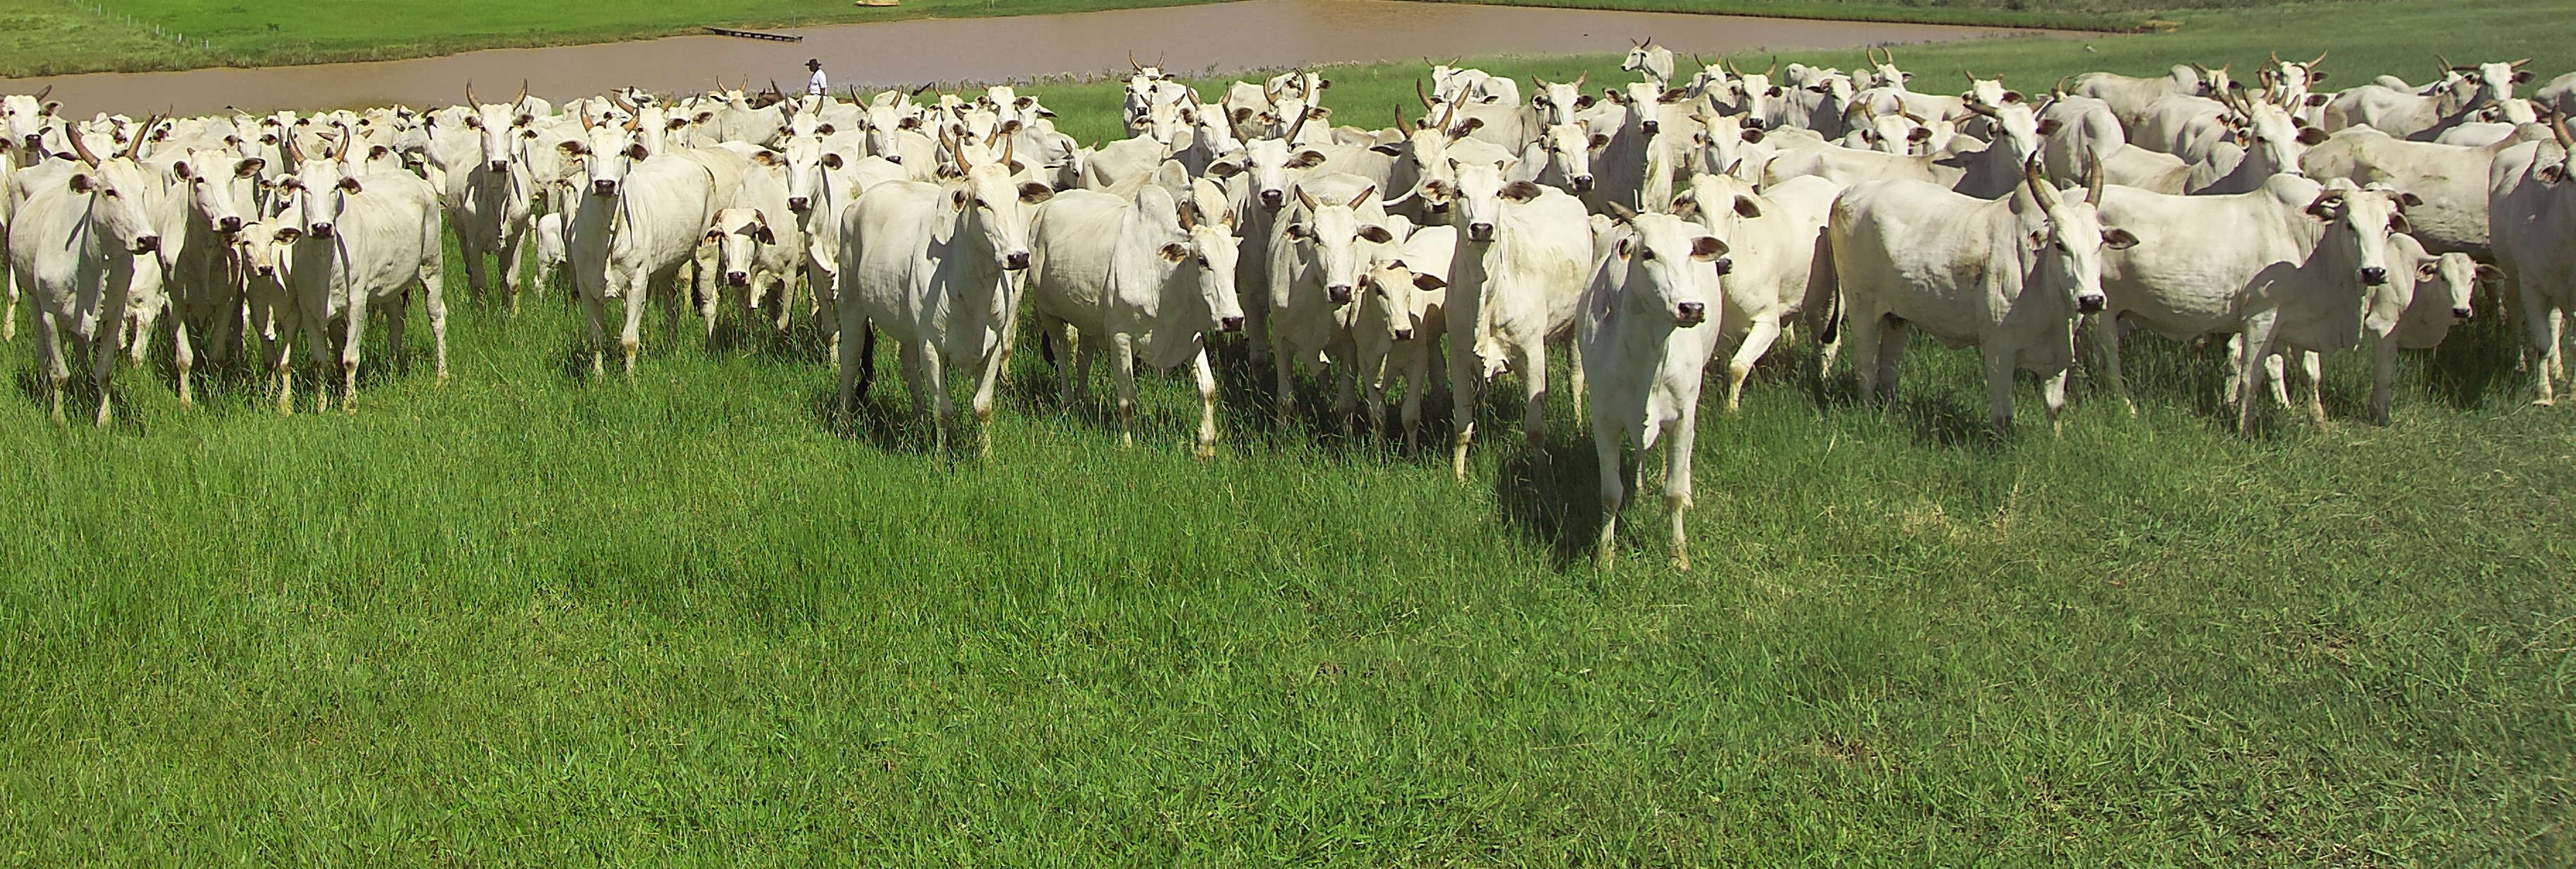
{"left": 834, "top": 288, "right": 869, "bottom": 421}
{"left": 1073, "top": 328, "right": 1102, "bottom": 405}
{"left": 969, "top": 298, "right": 1023, "bottom": 461}
{"left": 461, "top": 236, "right": 490, "bottom": 302}
{"left": 1663, "top": 407, "right": 1698, "bottom": 571}
{"left": 2263, "top": 352, "right": 2292, "bottom": 409}
{"left": 1400, "top": 354, "right": 1428, "bottom": 456}
{"left": 2519, "top": 280, "right": 2557, "bottom": 405}
{"left": 91, "top": 282, "right": 131, "bottom": 428}
{"left": 1192, "top": 347, "right": 1219, "bottom": 461}
{"left": 1845, "top": 308, "right": 1884, "bottom": 404}
{"left": 1332, "top": 340, "right": 1360, "bottom": 436}
{"left": 211, "top": 291, "right": 242, "bottom": 367}
{"left": 3, "top": 271, "right": 18, "bottom": 343}
{"left": 1271, "top": 325, "right": 1295, "bottom": 430}
{"left": 2550, "top": 307, "right": 2568, "bottom": 389}
{"left": 1245, "top": 289, "right": 1270, "bottom": 366}
{"left": 305, "top": 310, "right": 335, "bottom": 415}
{"left": 422, "top": 264, "right": 450, "bottom": 384}
{"left": 33, "top": 310, "right": 66, "bottom": 424}
{"left": 2301, "top": 350, "right": 2327, "bottom": 429}
{"left": 2041, "top": 366, "right": 2069, "bottom": 437}
{"left": 269, "top": 316, "right": 297, "bottom": 416}
{"left": 1360, "top": 349, "right": 1389, "bottom": 441}
{"left": 1726, "top": 314, "right": 1785, "bottom": 412}
{"left": 918, "top": 340, "right": 951, "bottom": 454}
{"left": 1981, "top": 347, "right": 2016, "bottom": 433}
{"left": 620, "top": 270, "right": 648, "bottom": 376}
{"left": 2233, "top": 318, "right": 2279, "bottom": 433}
{"left": 1520, "top": 342, "right": 1550, "bottom": 452}
{"left": 172, "top": 317, "right": 197, "bottom": 409}
{"left": 1874, "top": 320, "right": 1908, "bottom": 404}
{"left": 2090, "top": 312, "right": 2133, "bottom": 416}
{"left": 387, "top": 289, "right": 411, "bottom": 375}
{"left": 497, "top": 224, "right": 526, "bottom": 314}
{"left": 1566, "top": 337, "right": 1585, "bottom": 412}
{"left": 341, "top": 291, "right": 369, "bottom": 414}
{"left": 1110, "top": 330, "right": 1137, "bottom": 449}
{"left": 2221, "top": 333, "right": 2247, "bottom": 407}
{"left": 1591, "top": 423, "right": 1624, "bottom": 571}
{"left": 1447, "top": 337, "right": 1478, "bottom": 481}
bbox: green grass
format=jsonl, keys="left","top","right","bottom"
{"left": 6, "top": 0, "right": 2576, "bottom": 863}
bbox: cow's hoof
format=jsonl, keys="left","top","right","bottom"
{"left": 1594, "top": 546, "right": 1616, "bottom": 572}
{"left": 2534, "top": 397, "right": 2557, "bottom": 407}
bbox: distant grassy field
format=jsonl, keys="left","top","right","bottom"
{"left": 0, "top": 0, "right": 2359, "bottom": 79}
{"left": 5, "top": 0, "right": 2575, "bottom": 865}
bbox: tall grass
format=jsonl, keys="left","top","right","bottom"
{"left": 3, "top": 0, "right": 2573, "bottom": 863}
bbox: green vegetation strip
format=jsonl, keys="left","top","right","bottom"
{"left": 4, "top": 0, "right": 2573, "bottom": 863}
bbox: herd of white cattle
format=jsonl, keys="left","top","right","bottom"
{"left": 7, "top": 42, "right": 2576, "bottom": 566}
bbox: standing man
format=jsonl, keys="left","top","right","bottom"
{"left": 805, "top": 59, "right": 828, "bottom": 96}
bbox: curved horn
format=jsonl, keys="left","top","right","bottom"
{"left": 1964, "top": 69, "right": 1978, "bottom": 84}
{"left": 1000, "top": 128, "right": 1014, "bottom": 169}
{"left": 1723, "top": 57, "right": 1741, "bottom": 76}
{"left": 1963, "top": 101, "right": 2001, "bottom": 119}
{"left": 1417, "top": 79, "right": 1435, "bottom": 111}
{"left": 1284, "top": 101, "right": 1314, "bottom": 143}
{"left": 1605, "top": 200, "right": 1638, "bottom": 224}
{"left": 1130, "top": 50, "right": 1142, "bottom": 73}
{"left": 1766, "top": 56, "right": 1779, "bottom": 78}
{"left": 1435, "top": 92, "right": 1460, "bottom": 133}
{"left": 578, "top": 106, "right": 594, "bottom": 132}
{"left": 465, "top": 80, "right": 477, "bottom": 107}
{"left": 2085, "top": 151, "right": 2105, "bottom": 205}
{"left": 2553, "top": 114, "right": 2573, "bottom": 151}
{"left": 1396, "top": 104, "right": 1413, "bottom": 134}
{"left": 68, "top": 125, "right": 100, "bottom": 167}
{"left": 2024, "top": 156, "right": 2059, "bottom": 210}
{"left": 34, "top": 85, "right": 50, "bottom": 102}
{"left": 2311, "top": 51, "right": 2327, "bottom": 68}
{"left": 519, "top": 79, "right": 530, "bottom": 104}
{"left": 2054, "top": 75, "right": 2073, "bottom": 97}
{"left": 2271, "top": 50, "right": 2282, "bottom": 65}
{"left": 124, "top": 114, "right": 158, "bottom": 160}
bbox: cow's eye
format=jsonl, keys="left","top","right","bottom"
{"left": 1639, "top": 248, "right": 1656, "bottom": 260}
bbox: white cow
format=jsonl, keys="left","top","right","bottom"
{"left": 835, "top": 136, "right": 1052, "bottom": 454}
{"left": 1265, "top": 173, "right": 1390, "bottom": 431}
{"left": 227, "top": 220, "right": 307, "bottom": 412}
{"left": 1673, "top": 172, "right": 1836, "bottom": 410}
{"left": 149, "top": 146, "right": 261, "bottom": 407}
{"left": 274, "top": 138, "right": 448, "bottom": 414}
{"left": 2087, "top": 173, "right": 2397, "bottom": 431}
{"left": 558, "top": 118, "right": 717, "bottom": 376}
{"left": 446, "top": 101, "right": 540, "bottom": 311}
{"left": 1444, "top": 160, "right": 1593, "bottom": 479}
{"left": 2267, "top": 232, "right": 2493, "bottom": 424}
{"left": 1622, "top": 40, "right": 1676, "bottom": 87}
{"left": 2070, "top": 64, "right": 2233, "bottom": 133}
{"left": 2303, "top": 124, "right": 2534, "bottom": 257}
{"left": 1579, "top": 208, "right": 1724, "bottom": 570}
{"left": 2486, "top": 121, "right": 2576, "bottom": 404}
{"left": 1826, "top": 162, "right": 2137, "bottom": 431}
{"left": 7, "top": 133, "right": 163, "bottom": 425}
{"left": 1026, "top": 184, "right": 1245, "bottom": 457}
{"left": 1353, "top": 217, "right": 1458, "bottom": 452}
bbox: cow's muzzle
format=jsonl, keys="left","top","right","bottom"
{"left": 726, "top": 271, "right": 749, "bottom": 287}
{"left": 1467, "top": 222, "right": 1495, "bottom": 242}
{"left": 882, "top": 154, "right": 901, "bottom": 164}
{"left": 1219, "top": 316, "right": 1245, "bottom": 333}
{"left": 2452, "top": 306, "right": 2474, "bottom": 320}
{"left": 1259, "top": 189, "right": 1284, "bottom": 208}
{"left": 592, "top": 179, "right": 618, "bottom": 196}
{"left": 129, "top": 235, "right": 160, "bottom": 253}
{"left": 307, "top": 224, "right": 334, "bottom": 239}
{"left": 1326, "top": 284, "right": 1353, "bottom": 305}
{"left": 1003, "top": 251, "right": 1031, "bottom": 270}
{"left": 1640, "top": 120, "right": 1659, "bottom": 136}
{"left": 1714, "top": 257, "right": 1733, "bottom": 275}
{"left": 787, "top": 196, "right": 810, "bottom": 212}
{"left": 1569, "top": 175, "right": 1594, "bottom": 192}
{"left": 218, "top": 216, "right": 244, "bottom": 234}
{"left": 489, "top": 160, "right": 509, "bottom": 174}
{"left": 2076, "top": 293, "right": 2106, "bottom": 314}
{"left": 1675, "top": 302, "right": 1706, "bottom": 327}
{"left": 2361, "top": 267, "right": 2388, "bottom": 285}
{"left": 1394, "top": 327, "right": 1414, "bottom": 342}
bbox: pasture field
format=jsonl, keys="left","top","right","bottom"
{"left": 6, "top": 0, "right": 2576, "bottom": 864}
{"left": 0, "top": 0, "right": 2157, "bottom": 80}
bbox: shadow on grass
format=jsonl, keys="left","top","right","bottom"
{"left": 1491, "top": 433, "right": 1603, "bottom": 572}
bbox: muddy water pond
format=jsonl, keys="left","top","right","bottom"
{"left": 6, "top": 0, "right": 2047, "bottom": 115}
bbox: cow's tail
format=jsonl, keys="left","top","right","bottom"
{"left": 1808, "top": 232, "right": 1841, "bottom": 347}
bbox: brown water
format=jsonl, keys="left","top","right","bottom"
{"left": 3, "top": 0, "right": 2046, "bottom": 115}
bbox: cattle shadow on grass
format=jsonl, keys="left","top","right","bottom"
{"left": 1490, "top": 436, "right": 1603, "bottom": 571}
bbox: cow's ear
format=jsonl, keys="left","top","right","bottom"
{"left": 2475, "top": 263, "right": 2504, "bottom": 282}
{"left": 820, "top": 152, "right": 843, "bottom": 169}
{"left": 1019, "top": 182, "right": 1054, "bottom": 204}
{"left": 1613, "top": 236, "right": 1634, "bottom": 258}
{"left": 2102, "top": 227, "right": 2140, "bottom": 249}
{"left": 1358, "top": 224, "right": 1394, "bottom": 244}
{"left": 1573, "top": 95, "right": 1596, "bottom": 110}
{"left": 2515, "top": 70, "right": 2536, "bottom": 84}
{"left": 1005, "top": 160, "right": 1027, "bottom": 175}
{"left": 2002, "top": 90, "right": 2026, "bottom": 104}
{"left": 1315, "top": 78, "right": 1331, "bottom": 90}
{"left": 68, "top": 172, "right": 93, "bottom": 193}
{"left": 369, "top": 145, "right": 390, "bottom": 161}
{"left": 1205, "top": 157, "right": 1244, "bottom": 178}
{"left": 952, "top": 188, "right": 968, "bottom": 205}
{"left": 338, "top": 176, "right": 364, "bottom": 193}
{"left": 2389, "top": 212, "right": 2411, "bottom": 234}
{"left": 1283, "top": 222, "right": 1311, "bottom": 240}
{"left": 236, "top": 157, "right": 266, "bottom": 178}
{"left": 705, "top": 228, "right": 726, "bottom": 244}
{"left": 1733, "top": 195, "right": 1764, "bottom": 219}
{"left": 1670, "top": 194, "right": 1699, "bottom": 222}
{"left": 2397, "top": 191, "right": 2423, "bottom": 208}
{"left": 750, "top": 150, "right": 778, "bottom": 167}
{"left": 898, "top": 116, "right": 922, "bottom": 130}
{"left": 2416, "top": 259, "right": 2440, "bottom": 280}
{"left": 1370, "top": 143, "right": 1405, "bottom": 156}
{"left": 2035, "top": 118, "right": 2062, "bottom": 137}
{"left": 756, "top": 224, "right": 776, "bottom": 244}
{"left": 171, "top": 160, "right": 195, "bottom": 180}
{"left": 624, "top": 143, "right": 648, "bottom": 160}
{"left": 1289, "top": 149, "right": 1328, "bottom": 169}
{"left": 1412, "top": 272, "right": 1447, "bottom": 291}
{"left": 1767, "top": 86, "right": 1783, "bottom": 97}
{"left": 1000, "top": 119, "right": 1023, "bottom": 136}
{"left": 1161, "top": 242, "right": 1188, "bottom": 263}
{"left": 1501, "top": 180, "right": 1543, "bottom": 203}
{"left": 273, "top": 227, "right": 302, "bottom": 243}
{"left": 1909, "top": 127, "right": 1934, "bottom": 143}
{"left": 818, "top": 123, "right": 837, "bottom": 136}
{"left": 557, "top": 140, "right": 586, "bottom": 156}
{"left": 1690, "top": 236, "right": 1728, "bottom": 260}
{"left": 1588, "top": 133, "right": 1611, "bottom": 150}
